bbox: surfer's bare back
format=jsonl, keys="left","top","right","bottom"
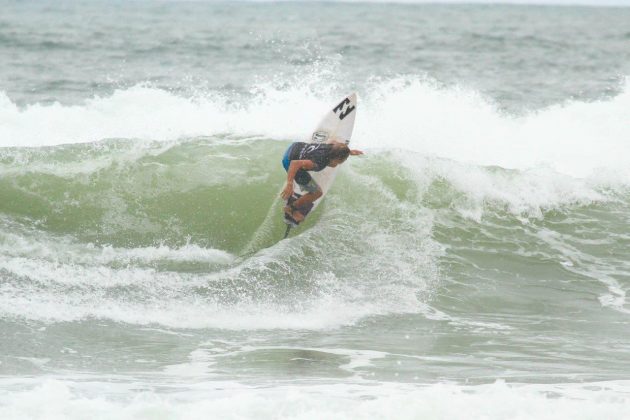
{"left": 281, "top": 141, "right": 363, "bottom": 222}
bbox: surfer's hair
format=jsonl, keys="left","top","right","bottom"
{"left": 329, "top": 143, "right": 350, "bottom": 161}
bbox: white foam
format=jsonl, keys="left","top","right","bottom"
{"left": 357, "top": 77, "right": 630, "bottom": 179}
{"left": 1, "top": 378, "right": 629, "bottom": 420}
{"left": 0, "top": 216, "right": 436, "bottom": 330}
{"left": 0, "top": 223, "right": 413, "bottom": 330}
{"left": 0, "top": 278, "right": 394, "bottom": 330}
{"left": 2, "top": 76, "right": 629, "bottom": 182}
{"left": 0, "top": 83, "right": 325, "bottom": 148}
{"left": 0, "top": 224, "right": 235, "bottom": 267}
{"left": 387, "top": 151, "right": 609, "bottom": 220}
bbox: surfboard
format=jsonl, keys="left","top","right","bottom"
{"left": 283, "top": 93, "right": 357, "bottom": 229}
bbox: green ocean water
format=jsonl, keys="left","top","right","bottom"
{"left": 1, "top": 1, "right": 630, "bottom": 418}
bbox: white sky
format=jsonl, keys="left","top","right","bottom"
{"left": 334, "top": 0, "right": 630, "bottom": 4}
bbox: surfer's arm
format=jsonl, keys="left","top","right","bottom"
{"left": 286, "top": 160, "right": 317, "bottom": 183}
{"left": 350, "top": 149, "right": 364, "bottom": 156}
{"left": 281, "top": 160, "right": 316, "bottom": 199}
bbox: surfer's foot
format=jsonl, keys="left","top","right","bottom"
{"left": 284, "top": 205, "right": 305, "bottom": 223}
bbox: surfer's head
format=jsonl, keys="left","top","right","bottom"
{"left": 328, "top": 143, "right": 350, "bottom": 167}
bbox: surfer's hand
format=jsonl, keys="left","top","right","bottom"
{"left": 281, "top": 183, "right": 293, "bottom": 200}
{"left": 350, "top": 149, "right": 364, "bottom": 156}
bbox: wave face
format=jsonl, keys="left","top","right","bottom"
{"left": 1, "top": 79, "right": 629, "bottom": 334}
{"left": 0, "top": 133, "right": 439, "bottom": 330}
{"left": 2, "top": 2, "right": 630, "bottom": 418}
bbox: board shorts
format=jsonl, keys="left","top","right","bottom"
{"left": 282, "top": 145, "right": 320, "bottom": 194}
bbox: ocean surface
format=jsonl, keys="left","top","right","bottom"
{"left": 2, "top": 1, "right": 630, "bottom": 418}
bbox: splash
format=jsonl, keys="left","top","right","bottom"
{"left": 1, "top": 76, "right": 629, "bottom": 179}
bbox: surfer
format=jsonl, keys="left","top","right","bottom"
{"left": 281, "top": 141, "right": 363, "bottom": 222}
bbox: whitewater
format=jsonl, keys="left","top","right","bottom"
{"left": 2, "top": 1, "right": 630, "bottom": 419}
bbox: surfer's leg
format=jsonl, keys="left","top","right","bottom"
{"left": 292, "top": 178, "right": 322, "bottom": 209}
{"left": 293, "top": 190, "right": 322, "bottom": 207}
{"left": 285, "top": 171, "right": 321, "bottom": 222}
{"left": 284, "top": 203, "right": 306, "bottom": 223}
{"left": 285, "top": 188, "right": 321, "bottom": 223}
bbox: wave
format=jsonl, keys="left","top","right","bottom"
{"left": 0, "top": 135, "right": 623, "bottom": 242}
{"left": 1, "top": 75, "right": 630, "bottom": 179}
{"left": 0, "top": 139, "right": 441, "bottom": 329}
{"left": 1, "top": 136, "right": 629, "bottom": 328}
{"left": 1, "top": 75, "right": 629, "bottom": 329}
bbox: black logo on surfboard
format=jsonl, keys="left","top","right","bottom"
{"left": 333, "top": 98, "right": 355, "bottom": 120}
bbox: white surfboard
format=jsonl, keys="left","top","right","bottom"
{"left": 284, "top": 93, "right": 357, "bottom": 227}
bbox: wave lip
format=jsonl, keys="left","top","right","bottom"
{"left": 2, "top": 76, "right": 630, "bottom": 181}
